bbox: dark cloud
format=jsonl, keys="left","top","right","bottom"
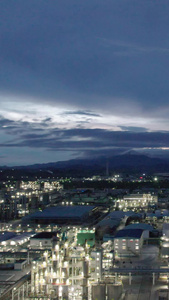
{"left": 0, "top": 117, "right": 15, "bottom": 127}
{"left": 1, "top": 124, "right": 169, "bottom": 154}
{"left": 43, "top": 118, "right": 52, "bottom": 123}
{"left": 1, "top": 0, "right": 169, "bottom": 114}
{"left": 63, "top": 110, "right": 101, "bottom": 117}
{"left": 21, "top": 133, "right": 50, "bottom": 139}
{"left": 82, "top": 148, "right": 131, "bottom": 158}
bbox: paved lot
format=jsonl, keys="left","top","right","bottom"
{"left": 0, "top": 266, "right": 30, "bottom": 296}
{"left": 123, "top": 275, "right": 169, "bottom": 300}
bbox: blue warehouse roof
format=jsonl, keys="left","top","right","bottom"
{"left": 0, "top": 232, "right": 17, "bottom": 242}
{"left": 124, "top": 223, "right": 153, "bottom": 231}
{"left": 27, "top": 205, "right": 96, "bottom": 220}
{"left": 115, "top": 229, "right": 144, "bottom": 239}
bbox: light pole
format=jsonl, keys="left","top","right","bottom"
{"left": 12, "top": 287, "right": 16, "bottom": 300}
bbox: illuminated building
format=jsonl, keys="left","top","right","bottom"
{"left": 114, "top": 229, "right": 144, "bottom": 257}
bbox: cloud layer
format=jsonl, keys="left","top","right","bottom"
{"left": 1, "top": 0, "right": 169, "bottom": 164}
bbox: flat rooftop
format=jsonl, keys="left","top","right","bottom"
{"left": 115, "top": 229, "right": 144, "bottom": 239}
{"left": 31, "top": 232, "right": 58, "bottom": 239}
{"left": 28, "top": 205, "right": 96, "bottom": 219}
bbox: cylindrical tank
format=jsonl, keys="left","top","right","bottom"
{"left": 62, "top": 267, "right": 68, "bottom": 278}
{"left": 50, "top": 290, "right": 58, "bottom": 299}
{"left": 82, "top": 260, "right": 89, "bottom": 286}
{"left": 82, "top": 286, "right": 88, "bottom": 300}
{"left": 107, "top": 283, "right": 123, "bottom": 300}
{"left": 53, "top": 285, "right": 68, "bottom": 299}
{"left": 53, "top": 286, "right": 59, "bottom": 298}
{"left": 62, "top": 285, "right": 69, "bottom": 299}
{"left": 92, "top": 284, "right": 106, "bottom": 300}
{"left": 53, "top": 261, "right": 58, "bottom": 272}
{"left": 83, "top": 260, "right": 89, "bottom": 276}
{"left": 41, "top": 283, "right": 47, "bottom": 294}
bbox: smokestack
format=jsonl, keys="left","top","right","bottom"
{"left": 106, "top": 160, "right": 109, "bottom": 177}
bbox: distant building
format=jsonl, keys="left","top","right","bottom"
{"left": 123, "top": 193, "right": 158, "bottom": 209}
{"left": 22, "top": 205, "right": 98, "bottom": 225}
{"left": 90, "top": 250, "right": 103, "bottom": 281}
{"left": 77, "top": 229, "right": 95, "bottom": 247}
{"left": 161, "top": 223, "right": 169, "bottom": 258}
{"left": 114, "top": 229, "right": 144, "bottom": 257}
{"left": 30, "top": 232, "right": 58, "bottom": 249}
{"left": 123, "top": 223, "right": 154, "bottom": 239}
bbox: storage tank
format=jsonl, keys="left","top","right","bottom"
{"left": 82, "top": 260, "right": 89, "bottom": 286}
{"left": 92, "top": 284, "right": 106, "bottom": 300}
{"left": 53, "top": 285, "right": 68, "bottom": 299}
{"left": 50, "top": 290, "right": 58, "bottom": 299}
{"left": 82, "top": 286, "right": 88, "bottom": 300}
{"left": 107, "top": 283, "right": 123, "bottom": 300}
{"left": 62, "top": 285, "right": 69, "bottom": 300}
{"left": 41, "top": 283, "right": 47, "bottom": 294}
{"left": 83, "top": 260, "right": 89, "bottom": 277}
{"left": 53, "top": 261, "right": 58, "bottom": 272}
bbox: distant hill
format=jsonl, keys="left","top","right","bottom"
{"left": 19, "top": 153, "right": 169, "bottom": 170}
{"left": 1, "top": 153, "right": 169, "bottom": 179}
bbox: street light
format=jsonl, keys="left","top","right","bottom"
{"left": 12, "top": 287, "right": 16, "bottom": 300}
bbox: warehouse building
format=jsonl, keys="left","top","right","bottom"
{"left": 123, "top": 223, "right": 154, "bottom": 239}
{"left": 77, "top": 229, "right": 95, "bottom": 247}
{"left": 22, "top": 205, "right": 98, "bottom": 225}
{"left": 30, "top": 232, "right": 58, "bottom": 249}
{"left": 114, "top": 229, "right": 144, "bottom": 257}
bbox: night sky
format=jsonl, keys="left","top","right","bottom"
{"left": 1, "top": 0, "right": 169, "bottom": 165}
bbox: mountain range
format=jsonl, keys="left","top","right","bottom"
{"left": 1, "top": 153, "right": 169, "bottom": 178}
